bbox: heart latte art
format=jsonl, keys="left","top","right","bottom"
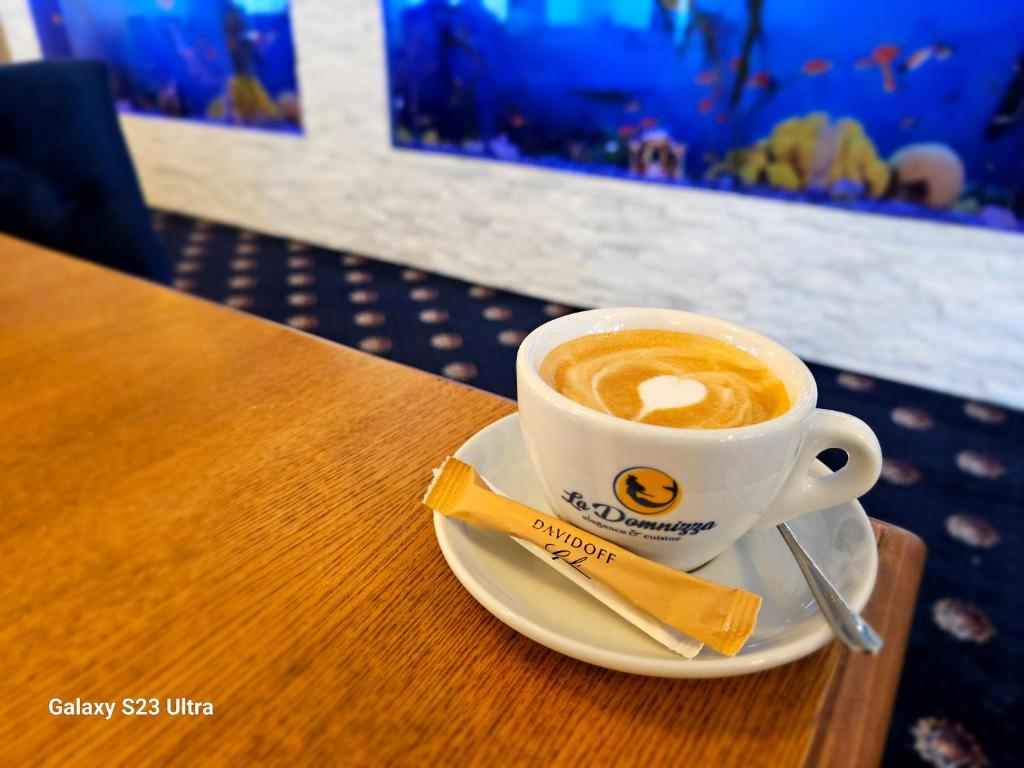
{"left": 539, "top": 330, "right": 790, "bottom": 429}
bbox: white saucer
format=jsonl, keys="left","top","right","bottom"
{"left": 433, "top": 414, "right": 878, "bottom": 678}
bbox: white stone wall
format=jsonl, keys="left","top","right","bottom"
{"left": 3, "top": 0, "right": 1023, "bottom": 406}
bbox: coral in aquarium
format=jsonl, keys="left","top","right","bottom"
{"left": 29, "top": 0, "right": 302, "bottom": 132}
{"left": 382, "top": 0, "right": 1023, "bottom": 233}
{"left": 705, "top": 113, "right": 891, "bottom": 200}
{"left": 889, "top": 144, "right": 965, "bottom": 209}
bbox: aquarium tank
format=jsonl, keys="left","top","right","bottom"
{"left": 382, "top": 0, "right": 1024, "bottom": 233}
{"left": 29, "top": 0, "right": 301, "bottom": 132}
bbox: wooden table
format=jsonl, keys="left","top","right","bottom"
{"left": 0, "top": 236, "right": 925, "bottom": 767}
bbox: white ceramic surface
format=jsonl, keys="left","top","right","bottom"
{"left": 433, "top": 414, "right": 878, "bottom": 678}
{"left": 516, "top": 308, "right": 882, "bottom": 571}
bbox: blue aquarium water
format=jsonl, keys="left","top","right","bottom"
{"left": 29, "top": 0, "right": 302, "bottom": 132}
{"left": 382, "top": 0, "right": 1024, "bottom": 233}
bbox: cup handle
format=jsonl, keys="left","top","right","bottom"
{"left": 751, "top": 409, "right": 882, "bottom": 530}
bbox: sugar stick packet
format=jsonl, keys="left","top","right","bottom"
{"left": 515, "top": 537, "right": 705, "bottom": 658}
{"left": 469, "top": 471, "right": 703, "bottom": 657}
{"left": 425, "top": 457, "right": 761, "bottom": 657}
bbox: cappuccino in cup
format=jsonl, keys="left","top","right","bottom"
{"left": 539, "top": 329, "right": 790, "bottom": 429}
{"left": 517, "top": 309, "right": 882, "bottom": 571}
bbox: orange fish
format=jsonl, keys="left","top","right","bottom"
{"left": 205, "top": 47, "right": 218, "bottom": 61}
{"left": 899, "top": 116, "right": 918, "bottom": 129}
{"left": 903, "top": 46, "right": 933, "bottom": 72}
{"left": 695, "top": 69, "right": 719, "bottom": 85}
{"left": 625, "top": 100, "right": 641, "bottom": 112}
{"left": 854, "top": 56, "right": 873, "bottom": 70}
{"left": 870, "top": 44, "right": 901, "bottom": 93}
{"left": 801, "top": 58, "right": 833, "bottom": 76}
{"left": 747, "top": 71, "right": 774, "bottom": 88}
{"left": 618, "top": 125, "right": 637, "bottom": 139}
{"left": 697, "top": 97, "right": 714, "bottom": 115}
{"left": 510, "top": 113, "right": 526, "bottom": 128}
{"left": 639, "top": 117, "right": 658, "bottom": 129}
{"left": 715, "top": 112, "right": 728, "bottom": 124}
{"left": 728, "top": 57, "right": 741, "bottom": 70}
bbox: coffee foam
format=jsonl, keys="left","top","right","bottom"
{"left": 539, "top": 330, "right": 790, "bottom": 429}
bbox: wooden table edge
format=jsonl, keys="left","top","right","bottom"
{"left": 804, "top": 520, "right": 926, "bottom": 768}
{"left": 0, "top": 232, "right": 510, "bottom": 403}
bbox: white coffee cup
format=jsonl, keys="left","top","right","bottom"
{"left": 516, "top": 308, "right": 882, "bottom": 571}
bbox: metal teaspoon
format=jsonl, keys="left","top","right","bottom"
{"left": 777, "top": 522, "right": 884, "bottom": 654}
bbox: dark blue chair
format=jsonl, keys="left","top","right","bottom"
{"left": 0, "top": 60, "right": 171, "bottom": 282}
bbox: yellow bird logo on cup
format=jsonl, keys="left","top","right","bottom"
{"left": 613, "top": 467, "right": 681, "bottom": 515}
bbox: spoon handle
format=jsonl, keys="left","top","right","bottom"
{"left": 777, "top": 522, "right": 884, "bottom": 654}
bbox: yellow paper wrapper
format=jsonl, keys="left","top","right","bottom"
{"left": 425, "top": 457, "right": 761, "bottom": 656}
